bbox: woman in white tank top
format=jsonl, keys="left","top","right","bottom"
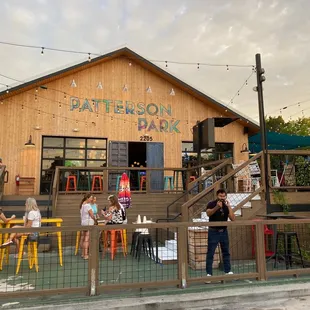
{"left": 79, "top": 193, "right": 96, "bottom": 259}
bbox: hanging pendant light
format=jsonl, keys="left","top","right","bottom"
{"left": 25, "top": 135, "right": 35, "bottom": 147}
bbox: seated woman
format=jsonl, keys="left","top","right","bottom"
{"left": 0, "top": 198, "right": 41, "bottom": 252}
{"left": 101, "top": 195, "right": 125, "bottom": 225}
{"left": 0, "top": 208, "right": 16, "bottom": 224}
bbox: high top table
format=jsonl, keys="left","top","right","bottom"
{"left": 0, "top": 218, "right": 63, "bottom": 266}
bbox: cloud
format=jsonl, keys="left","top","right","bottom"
{"left": 0, "top": 0, "right": 309, "bottom": 121}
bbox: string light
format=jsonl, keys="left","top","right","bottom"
{"left": 88, "top": 53, "right": 91, "bottom": 62}
{"left": 265, "top": 98, "right": 310, "bottom": 117}
{"left": 0, "top": 40, "right": 254, "bottom": 70}
{"left": 228, "top": 70, "right": 254, "bottom": 106}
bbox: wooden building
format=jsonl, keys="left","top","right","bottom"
{"left": 0, "top": 47, "right": 258, "bottom": 195}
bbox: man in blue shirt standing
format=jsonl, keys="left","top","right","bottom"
{"left": 206, "top": 189, "right": 235, "bottom": 278}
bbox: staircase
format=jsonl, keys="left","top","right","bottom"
{"left": 153, "top": 152, "right": 265, "bottom": 264}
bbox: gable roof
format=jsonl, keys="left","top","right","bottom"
{"left": 0, "top": 47, "right": 259, "bottom": 133}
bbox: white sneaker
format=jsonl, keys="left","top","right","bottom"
{"left": 205, "top": 274, "right": 212, "bottom": 284}
{"left": 225, "top": 271, "right": 234, "bottom": 275}
{"left": 0, "top": 240, "right": 13, "bottom": 248}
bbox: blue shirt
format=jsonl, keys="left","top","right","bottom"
{"left": 90, "top": 203, "right": 98, "bottom": 216}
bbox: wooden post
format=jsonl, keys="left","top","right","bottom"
{"left": 255, "top": 221, "right": 267, "bottom": 281}
{"left": 102, "top": 169, "right": 108, "bottom": 193}
{"left": 146, "top": 170, "right": 151, "bottom": 193}
{"left": 88, "top": 226, "right": 99, "bottom": 296}
{"left": 226, "top": 163, "right": 234, "bottom": 193}
{"left": 177, "top": 223, "right": 188, "bottom": 289}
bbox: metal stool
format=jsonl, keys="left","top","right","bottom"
{"left": 115, "top": 175, "right": 122, "bottom": 192}
{"left": 140, "top": 176, "right": 146, "bottom": 190}
{"left": 164, "top": 176, "right": 174, "bottom": 190}
{"left": 135, "top": 234, "right": 155, "bottom": 261}
{"left": 274, "top": 231, "right": 305, "bottom": 269}
{"left": 130, "top": 231, "right": 141, "bottom": 257}
{"left": 91, "top": 175, "right": 103, "bottom": 191}
{"left": 66, "top": 175, "right": 77, "bottom": 191}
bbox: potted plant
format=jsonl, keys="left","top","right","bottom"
{"left": 273, "top": 190, "right": 290, "bottom": 214}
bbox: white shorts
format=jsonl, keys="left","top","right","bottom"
{"left": 81, "top": 219, "right": 95, "bottom": 226}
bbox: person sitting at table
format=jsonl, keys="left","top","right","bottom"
{"left": 80, "top": 193, "right": 97, "bottom": 259}
{"left": 101, "top": 195, "right": 125, "bottom": 225}
{"left": 0, "top": 198, "right": 41, "bottom": 255}
{"left": 0, "top": 208, "right": 16, "bottom": 224}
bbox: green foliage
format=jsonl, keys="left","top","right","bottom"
{"left": 272, "top": 190, "right": 290, "bottom": 214}
{"left": 295, "top": 156, "right": 310, "bottom": 186}
{"left": 266, "top": 116, "right": 310, "bottom": 136}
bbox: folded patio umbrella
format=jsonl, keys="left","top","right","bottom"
{"left": 118, "top": 172, "right": 132, "bottom": 209}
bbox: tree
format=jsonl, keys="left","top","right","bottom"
{"left": 266, "top": 116, "right": 310, "bottom": 136}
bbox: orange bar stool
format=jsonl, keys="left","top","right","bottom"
{"left": 91, "top": 175, "right": 103, "bottom": 191}
{"left": 66, "top": 175, "right": 77, "bottom": 191}
{"left": 140, "top": 176, "right": 146, "bottom": 190}
{"left": 103, "top": 230, "right": 127, "bottom": 260}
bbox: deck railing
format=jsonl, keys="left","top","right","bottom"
{"left": 181, "top": 152, "right": 264, "bottom": 221}
{"left": 51, "top": 161, "right": 229, "bottom": 214}
{"left": 1, "top": 218, "right": 310, "bottom": 297}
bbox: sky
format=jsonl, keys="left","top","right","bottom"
{"left": 0, "top": 0, "right": 310, "bottom": 122}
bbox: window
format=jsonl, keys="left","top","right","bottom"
{"left": 40, "top": 136, "right": 107, "bottom": 194}
{"left": 182, "top": 141, "right": 233, "bottom": 167}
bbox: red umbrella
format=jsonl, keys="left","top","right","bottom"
{"left": 118, "top": 172, "right": 132, "bottom": 209}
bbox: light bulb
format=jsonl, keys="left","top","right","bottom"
{"left": 41, "top": 47, "right": 44, "bottom": 55}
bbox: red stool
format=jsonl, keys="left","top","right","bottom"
{"left": 140, "top": 176, "right": 146, "bottom": 190}
{"left": 66, "top": 176, "right": 77, "bottom": 191}
{"left": 251, "top": 219, "right": 274, "bottom": 258}
{"left": 91, "top": 175, "right": 103, "bottom": 191}
{"left": 103, "top": 230, "right": 126, "bottom": 260}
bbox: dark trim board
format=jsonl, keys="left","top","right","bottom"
{"left": 268, "top": 204, "right": 310, "bottom": 213}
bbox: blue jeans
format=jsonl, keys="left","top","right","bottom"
{"left": 206, "top": 228, "right": 231, "bottom": 275}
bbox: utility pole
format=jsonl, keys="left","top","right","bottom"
{"left": 255, "top": 54, "right": 271, "bottom": 212}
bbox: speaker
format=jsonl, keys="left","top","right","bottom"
{"left": 193, "top": 118, "right": 215, "bottom": 151}
{"left": 193, "top": 124, "right": 200, "bottom": 152}
{"left": 201, "top": 118, "right": 215, "bottom": 149}
{"left": 244, "top": 127, "right": 249, "bottom": 134}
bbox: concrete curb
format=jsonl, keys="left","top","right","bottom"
{"left": 10, "top": 282, "right": 310, "bottom": 310}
